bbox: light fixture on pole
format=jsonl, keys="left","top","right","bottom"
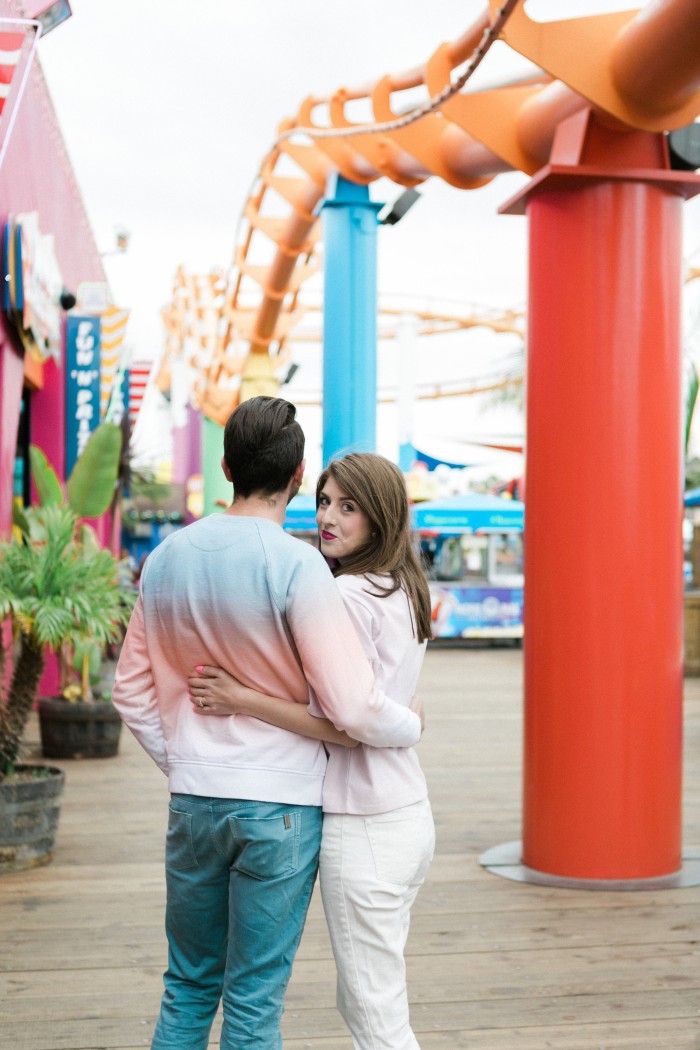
{"left": 668, "top": 121, "right": 700, "bottom": 171}
{"left": 100, "top": 226, "right": 131, "bottom": 257}
{"left": 281, "top": 363, "right": 300, "bottom": 386}
{"left": 377, "top": 188, "right": 421, "bottom": 226}
{"left": 31, "top": 1, "right": 72, "bottom": 36}
{"left": 59, "top": 287, "right": 76, "bottom": 311}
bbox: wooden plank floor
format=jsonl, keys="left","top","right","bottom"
{"left": 2, "top": 646, "right": 700, "bottom": 1050}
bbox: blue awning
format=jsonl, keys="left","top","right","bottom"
{"left": 411, "top": 494, "right": 524, "bottom": 533}
{"left": 414, "top": 449, "right": 478, "bottom": 470}
{"left": 283, "top": 493, "right": 318, "bottom": 531}
{"left": 285, "top": 492, "right": 525, "bottom": 533}
{"left": 685, "top": 487, "right": 700, "bottom": 507}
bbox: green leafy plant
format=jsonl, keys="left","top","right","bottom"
{"left": 0, "top": 424, "right": 135, "bottom": 778}
{"left": 29, "top": 422, "right": 123, "bottom": 519}
{"left": 0, "top": 503, "right": 132, "bottom": 778}
{"left": 64, "top": 637, "right": 104, "bottom": 702}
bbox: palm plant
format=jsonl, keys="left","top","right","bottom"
{"left": 0, "top": 423, "right": 134, "bottom": 779}
{"left": 0, "top": 503, "right": 132, "bottom": 777}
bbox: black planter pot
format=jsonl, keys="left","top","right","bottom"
{"left": 0, "top": 764, "right": 65, "bottom": 873}
{"left": 38, "top": 697, "right": 123, "bottom": 760}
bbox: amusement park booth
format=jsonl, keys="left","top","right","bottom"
{"left": 412, "top": 494, "right": 524, "bottom": 641}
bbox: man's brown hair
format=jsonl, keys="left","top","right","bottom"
{"left": 223, "top": 396, "right": 304, "bottom": 498}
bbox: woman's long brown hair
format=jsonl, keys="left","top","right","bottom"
{"left": 316, "top": 453, "right": 433, "bottom": 643}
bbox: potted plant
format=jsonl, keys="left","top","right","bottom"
{"left": 0, "top": 423, "right": 133, "bottom": 871}
{"left": 38, "top": 633, "right": 128, "bottom": 759}
{"left": 29, "top": 425, "right": 136, "bottom": 759}
{"left": 0, "top": 502, "right": 132, "bottom": 870}
{"left": 36, "top": 580, "right": 132, "bottom": 761}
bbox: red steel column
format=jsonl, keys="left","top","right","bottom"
{"left": 503, "top": 110, "right": 700, "bottom": 879}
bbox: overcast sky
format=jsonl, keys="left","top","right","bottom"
{"left": 35, "top": 0, "right": 700, "bottom": 474}
{"left": 36, "top": 1, "right": 535, "bottom": 344}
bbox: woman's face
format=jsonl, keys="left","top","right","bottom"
{"left": 316, "top": 475, "right": 373, "bottom": 563}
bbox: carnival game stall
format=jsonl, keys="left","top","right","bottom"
{"left": 411, "top": 494, "right": 524, "bottom": 640}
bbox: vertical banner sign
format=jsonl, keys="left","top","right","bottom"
{"left": 65, "top": 315, "right": 101, "bottom": 478}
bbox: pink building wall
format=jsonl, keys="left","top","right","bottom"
{"left": 0, "top": 0, "right": 108, "bottom": 539}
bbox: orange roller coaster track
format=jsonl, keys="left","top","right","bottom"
{"left": 156, "top": 0, "right": 700, "bottom": 426}
{"left": 158, "top": 272, "right": 526, "bottom": 407}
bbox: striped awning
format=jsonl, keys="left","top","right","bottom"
{"left": 0, "top": 22, "right": 39, "bottom": 168}
{"left": 99, "top": 305, "right": 130, "bottom": 418}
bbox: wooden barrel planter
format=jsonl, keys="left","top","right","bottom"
{"left": 38, "top": 698, "right": 123, "bottom": 760}
{"left": 0, "top": 765, "right": 65, "bottom": 873}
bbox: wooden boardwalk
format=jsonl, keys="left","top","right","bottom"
{"left": 2, "top": 646, "right": 700, "bottom": 1050}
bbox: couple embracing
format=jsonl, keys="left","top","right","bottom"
{"left": 113, "top": 395, "right": 435, "bottom": 1050}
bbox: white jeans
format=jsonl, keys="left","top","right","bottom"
{"left": 319, "top": 799, "right": 435, "bottom": 1050}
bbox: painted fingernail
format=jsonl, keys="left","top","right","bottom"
{"left": 195, "top": 665, "right": 203, "bottom": 673}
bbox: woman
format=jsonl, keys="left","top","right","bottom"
{"left": 189, "top": 452, "right": 434, "bottom": 1050}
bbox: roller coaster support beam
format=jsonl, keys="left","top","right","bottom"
{"left": 171, "top": 358, "right": 201, "bottom": 492}
{"left": 202, "top": 417, "right": 229, "bottom": 518}
{"left": 172, "top": 405, "right": 200, "bottom": 487}
{"left": 172, "top": 405, "right": 202, "bottom": 524}
{"left": 321, "top": 174, "right": 382, "bottom": 464}
{"left": 397, "top": 313, "right": 418, "bottom": 472}
{"left": 502, "top": 109, "right": 700, "bottom": 882}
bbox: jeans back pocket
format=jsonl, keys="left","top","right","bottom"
{"left": 230, "top": 811, "right": 300, "bottom": 881}
{"left": 166, "top": 806, "right": 199, "bottom": 872}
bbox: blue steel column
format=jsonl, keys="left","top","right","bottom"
{"left": 321, "top": 174, "right": 382, "bottom": 464}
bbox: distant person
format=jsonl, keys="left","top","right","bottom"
{"left": 111, "top": 398, "right": 422, "bottom": 1050}
{"left": 117, "top": 548, "right": 138, "bottom": 590}
{"left": 134, "top": 552, "right": 148, "bottom": 583}
{"left": 189, "top": 452, "right": 435, "bottom": 1050}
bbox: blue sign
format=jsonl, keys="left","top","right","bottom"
{"left": 430, "top": 584, "right": 524, "bottom": 639}
{"left": 2, "top": 214, "right": 63, "bottom": 361}
{"left": 1, "top": 220, "right": 21, "bottom": 312}
{"left": 412, "top": 495, "right": 524, "bottom": 534}
{"left": 65, "top": 315, "right": 101, "bottom": 477}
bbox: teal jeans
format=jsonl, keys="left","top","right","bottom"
{"left": 151, "top": 794, "right": 323, "bottom": 1050}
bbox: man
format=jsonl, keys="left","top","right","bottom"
{"left": 112, "top": 396, "right": 422, "bottom": 1050}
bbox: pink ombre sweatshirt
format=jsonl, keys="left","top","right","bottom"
{"left": 112, "top": 514, "right": 421, "bottom": 806}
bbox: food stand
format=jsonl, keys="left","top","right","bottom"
{"left": 411, "top": 494, "right": 524, "bottom": 640}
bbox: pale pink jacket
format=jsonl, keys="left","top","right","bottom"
{"left": 310, "top": 573, "right": 429, "bottom": 815}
